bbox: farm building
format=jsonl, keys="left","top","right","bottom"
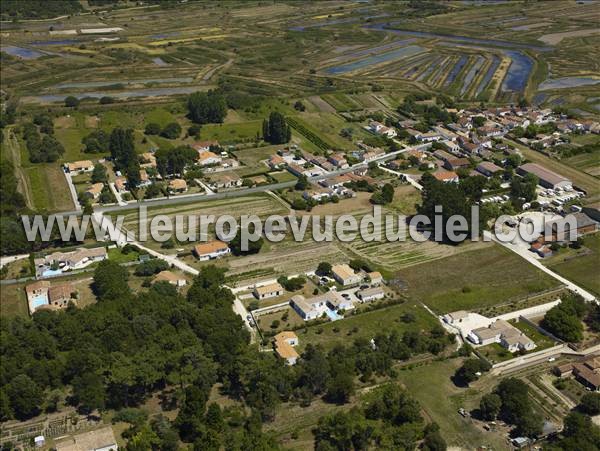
{"left": 517, "top": 163, "right": 571, "bottom": 190}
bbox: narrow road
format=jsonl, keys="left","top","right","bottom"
{"left": 4, "top": 127, "right": 34, "bottom": 209}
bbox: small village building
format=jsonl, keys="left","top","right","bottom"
{"left": 367, "top": 271, "right": 383, "bottom": 286}
{"left": 268, "top": 155, "right": 286, "bottom": 170}
{"left": 468, "top": 319, "right": 536, "bottom": 353}
{"left": 154, "top": 270, "right": 186, "bottom": 287}
{"left": 443, "top": 310, "right": 469, "bottom": 325}
{"left": 253, "top": 282, "right": 284, "bottom": 300}
{"left": 443, "top": 157, "right": 470, "bottom": 171}
{"left": 35, "top": 247, "right": 108, "bottom": 278}
{"left": 476, "top": 161, "right": 503, "bottom": 177}
{"left": 193, "top": 240, "right": 230, "bottom": 261}
{"left": 65, "top": 160, "right": 94, "bottom": 174}
{"left": 208, "top": 173, "right": 242, "bottom": 190}
{"left": 84, "top": 183, "right": 104, "bottom": 200}
{"left": 168, "top": 178, "right": 188, "bottom": 193}
{"left": 356, "top": 286, "right": 385, "bottom": 302}
{"left": 432, "top": 170, "right": 459, "bottom": 183}
{"left": 192, "top": 140, "right": 220, "bottom": 153}
{"left": 198, "top": 151, "right": 222, "bottom": 166}
{"left": 140, "top": 152, "right": 157, "bottom": 168}
{"left": 290, "top": 294, "right": 328, "bottom": 320}
{"left": 331, "top": 264, "right": 361, "bottom": 286}
{"left": 114, "top": 177, "right": 127, "bottom": 193}
{"left": 273, "top": 331, "right": 300, "bottom": 365}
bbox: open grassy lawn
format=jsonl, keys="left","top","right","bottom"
{"left": 395, "top": 359, "right": 509, "bottom": 450}
{"left": 25, "top": 164, "right": 75, "bottom": 212}
{"left": 200, "top": 120, "right": 262, "bottom": 144}
{"left": 299, "top": 301, "right": 439, "bottom": 351}
{"left": 546, "top": 232, "right": 600, "bottom": 297}
{"left": 0, "top": 283, "right": 30, "bottom": 319}
{"left": 398, "top": 243, "right": 561, "bottom": 314}
{"left": 511, "top": 319, "right": 556, "bottom": 349}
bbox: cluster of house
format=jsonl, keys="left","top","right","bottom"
{"left": 25, "top": 280, "right": 76, "bottom": 315}
{"left": 290, "top": 265, "right": 384, "bottom": 321}
{"left": 34, "top": 247, "right": 108, "bottom": 278}
{"left": 528, "top": 210, "right": 599, "bottom": 258}
{"left": 444, "top": 311, "right": 536, "bottom": 353}
{"left": 554, "top": 354, "right": 600, "bottom": 392}
{"left": 192, "top": 140, "right": 239, "bottom": 172}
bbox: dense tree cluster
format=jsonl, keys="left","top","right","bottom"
{"left": 0, "top": 0, "right": 81, "bottom": 20}
{"left": 510, "top": 173, "right": 538, "bottom": 203}
{"left": 454, "top": 358, "right": 492, "bottom": 385}
{"left": 155, "top": 146, "right": 198, "bottom": 177}
{"left": 315, "top": 385, "right": 443, "bottom": 450}
{"left": 370, "top": 183, "right": 395, "bottom": 205}
{"left": 417, "top": 173, "right": 487, "bottom": 243}
{"left": 262, "top": 112, "right": 291, "bottom": 145}
{"left": 0, "top": 263, "right": 249, "bottom": 422}
{"left": 482, "top": 378, "right": 543, "bottom": 438}
{"left": 541, "top": 293, "right": 587, "bottom": 342}
{"left": 23, "top": 120, "right": 65, "bottom": 163}
{"left": 145, "top": 122, "right": 182, "bottom": 139}
{"left": 187, "top": 90, "right": 227, "bottom": 124}
{"left": 82, "top": 130, "right": 110, "bottom": 153}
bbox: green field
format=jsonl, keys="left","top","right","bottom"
{"left": 398, "top": 243, "right": 561, "bottom": 314}
{"left": 546, "top": 232, "right": 600, "bottom": 297}
{"left": 300, "top": 301, "right": 439, "bottom": 351}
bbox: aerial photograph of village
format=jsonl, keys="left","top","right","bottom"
{"left": 0, "top": 0, "right": 599, "bottom": 450}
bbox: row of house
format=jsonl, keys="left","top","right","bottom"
{"left": 554, "top": 354, "right": 600, "bottom": 391}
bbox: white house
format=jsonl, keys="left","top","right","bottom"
{"left": 356, "top": 287, "right": 385, "bottom": 302}
{"left": 193, "top": 240, "right": 230, "bottom": 261}
{"left": 253, "top": 282, "right": 284, "bottom": 300}
{"left": 331, "top": 264, "right": 362, "bottom": 286}
{"left": 290, "top": 294, "right": 329, "bottom": 321}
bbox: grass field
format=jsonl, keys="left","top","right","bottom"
{"left": 398, "top": 243, "right": 561, "bottom": 314}
{"left": 25, "top": 164, "right": 75, "bottom": 212}
{"left": 300, "top": 300, "right": 439, "bottom": 351}
{"left": 546, "top": 232, "right": 600, "bottom": 297}
{"left": 395, "top": 359, "right": 509, "bottom": 450}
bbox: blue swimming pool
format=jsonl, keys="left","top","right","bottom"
{"left": 30, "top": 294, "right": 48, "bottom": 310}
{"left": 326, "top": 309, "right": 343, "bottom": 321}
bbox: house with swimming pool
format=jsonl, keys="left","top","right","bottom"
{"left": 290, "top": 292, "right": 350, "bottom": 321}
{"left": 34, "top": 247, "right": 108, "bottom": 278}
{"left": 25, "top": 281, "right": 76, "bottom": 315}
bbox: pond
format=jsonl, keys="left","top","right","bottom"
{"left": 325, "top": 45, "right": 425, "bottom": 74}
{"left": 29, "top": 39, "right": 78, "bottom": 46}
{"left": 475, "top": 55, "right": 500, "bottom": 96}
{"left": 538, "top": 77, "right": 600, "bottom": 90}
{"left": 365, "top": 22, "right": 552, "bottom": 51}
{"left": 461, "top": 55, "right": 484, "bottom": 95}
{"left": 444, "top": 55, "right": 468, "bottom": 87}
{"left": 152, "top": 57, "right": 169, "bottom": 66}
{"left": 54, "top": 77, "right": 194, "bottom": 89}
{"left": 1, "top": 45, "right": 45, "bottom": 59}
{"left": 30, "top": 86, "right": 203, "bottom": 103}
{"left": 501, "top": 50, "right": 533, "bottom": 92}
